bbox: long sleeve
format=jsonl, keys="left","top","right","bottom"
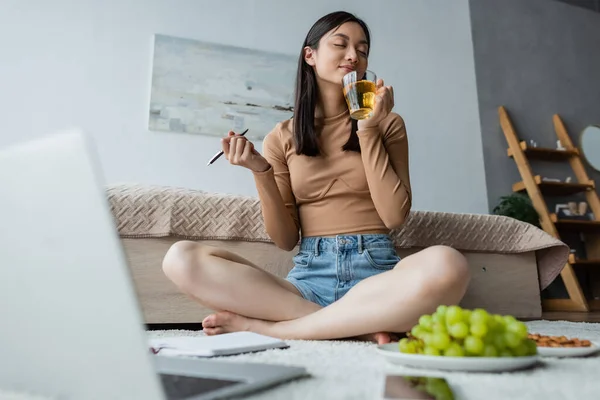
{"left": 357, "top": 113, "right": 412, "bottom": 228}
{"left": 252, "top": 128, "right": 300, "bottom": 251}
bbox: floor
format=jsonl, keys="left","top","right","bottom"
{"left": 145, "top": 320, "right": 600, "bottom": 400}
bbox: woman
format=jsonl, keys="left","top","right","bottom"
{"left": 163, "top": 11, "right": 470, "bottom": 344}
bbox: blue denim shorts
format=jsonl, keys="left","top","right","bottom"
{"left": 285, "top": 234, "right": 401, "bottom": 307}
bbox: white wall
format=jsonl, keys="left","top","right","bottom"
{"left": 0, "top": 0, "right": 487, "bottom": 213}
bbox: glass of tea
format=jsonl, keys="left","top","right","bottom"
{"left": 342, "top": 70, "right": 377, "bottom": 120}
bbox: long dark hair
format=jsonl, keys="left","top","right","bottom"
{"left": 293, "top": 11, "right": 371, "bottom": 156}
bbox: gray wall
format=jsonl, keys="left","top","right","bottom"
{"left": 470, "top": 0, "right": 600, "bottom": 297}
{"left": 555, "top": 0, "right": 600, "bottom": 13}
{"left": 470, "top": 0, "right": 600, "bottom": 212}
{"left": 0, "top": 0, "right": 488, "bottom": 214}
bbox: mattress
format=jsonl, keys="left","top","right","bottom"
{"left": 106, "top": 184, "right": 569, "bottom": 289}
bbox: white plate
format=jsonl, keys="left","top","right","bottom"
{"left": 536, "top": 341, "right": 600, "bottom": 358}
{"left": 376, "top": 343, "right": 540, "bottom": 372}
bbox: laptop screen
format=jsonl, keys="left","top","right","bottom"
{"left": 160, "top": 373, "right": 242, "bottom": 400}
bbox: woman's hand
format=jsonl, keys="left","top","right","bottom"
{"left": 222, "top": 131, "right": 270, "bottom": 173}
{"left": 357, "top": 78, "right": 395, "bottom": 130}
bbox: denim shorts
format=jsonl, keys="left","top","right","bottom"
{"left": 285, "top": 234, "right": 401, "bottom": 307}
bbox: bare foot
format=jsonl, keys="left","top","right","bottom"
{"left": 373, "top": 332, "right": 393, "bottom": 345}
{"left": 202, "top": 312, "right": 399, "bottom": 345}
{"left": 353, "top": 332, "right": 393, "bottom": 345}
{"left": 202, "top": 311, "right": 274, "bottom": 336}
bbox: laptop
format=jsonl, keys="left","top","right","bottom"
{"left": 0, "top": 130, "right": 308, "bottom": 400}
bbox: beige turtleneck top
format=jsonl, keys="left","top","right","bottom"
{"left": 252, "top": 110, "right": 411, "bottom": 251}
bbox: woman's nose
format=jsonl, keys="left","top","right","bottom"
{"left": 346, "top": 48, "right": 358, "bottom": 63}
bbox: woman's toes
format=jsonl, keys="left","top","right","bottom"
{"left": 203, "top": 327, "right": 224, "bottom": 336}
{"left": 201, "top": 311, "right": 253, "bottom": 335}
{"left": 202, "top": 314, "right": 216, "bottom": 328}
{"left": 203, "top": 328, "right": 214, "bottom": 336}
{"left": 374, "top": 332, "right": 392, "bottom": 345}
{"left": 212, "top": 311, "right": 233, "bottom": 326}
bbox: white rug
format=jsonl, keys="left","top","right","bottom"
{"left": 145, "top": 320, "right": 600, "bottom": 400}
{"left": 2, "top": 321, "right": 598, "bottom": 400}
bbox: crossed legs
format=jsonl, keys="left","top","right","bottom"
{"left": 162, "top": 242, "right": 470, "bottom": 343}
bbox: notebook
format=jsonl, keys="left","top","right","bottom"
{"left": 148, "top": 332, "right": 290, "bottom": 357}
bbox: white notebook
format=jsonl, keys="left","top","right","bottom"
{"left": 148, "top": 332, "right": 289, "bottom": 357}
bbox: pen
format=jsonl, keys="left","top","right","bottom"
{"left": 206, "top": 129, "right": 249, "bottom": 166}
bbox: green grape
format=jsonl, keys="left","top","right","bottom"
{"left": 470, "top": 322, "right": 488, "bottom": 338}
{"left": 444, "top": 342, "right": 465, "bottom": 357}
{"left": 470, "top": 308, "right": 490, "bottom": 325}
{"left": 483, "top": 344, "right": 498, "bottom": 357}
{"left": 499, "top": 349, "right": 513, "bottom": 357}
{"left": 431, "top": 332, "right": 451, "bottom": 350}
{"left": 445, "top": 305, "right": 463, "bottom": 325}
{"left": 432, "top": 313, "right": 444, "bottom": 324}
{"left": 422, "top": 333, "right": 433, "bottom": 346}
{"left": 432, "top": 322, "right": 448, "bottom": 334}
{"left": 503, "top": 315, "right": 518, "bottom": 327}
{"left": 407, "top": 341, "right": 418, "bottom": 354}
{"left": 504, "top": 332, "right": 521, "bottom": 349}
{"left": 399, "top": 338, "right": 411, "bottom": 353}
{"left": 483, "top": 332, "right": 496, "bottom": 344}
{"left": 464, "top": 336, "right": 484, "bottom": 355}
{"left": 449, "top": 322, "right": 469, "bottom": 339}
{"left": 462, "top": 309, "right": 472, "bottom": 323}
{"left": 487, "top": 317, "right": 498, "bottom": 332}
{"left": 513, "top": 342, "right": 530, "bottom": 357}
{"left": 507, "top": 320, "right": 528, "bottom": 340}
{"left": 493, "top": 334, "right": 506, "bottom": 350}
{"left": 436, "top": 304, "right": 448, "bottom": 317}
{"left": 411, "top": 325, "right": 426, "bottom": 339}
{"left": 525, "top": 339, "right": 538, "bottom": 355}
{"left": 494, "top": 314, "right": 505, "bottom": 327}
{"left": 424, "top": 346, "right": 441, "bottom": 356}
{"left": 419, "top": 314, "right": 433, "bottom": 331}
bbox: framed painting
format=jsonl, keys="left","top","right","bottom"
{"left": 148, "top": 34, "right": 296, "bottom": 140}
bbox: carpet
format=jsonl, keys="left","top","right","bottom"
{"left": 146, "top": 320, "right": 600, "bottom": 400}
{"left": 2, "top": 321, "right": 598, "bottom": 400}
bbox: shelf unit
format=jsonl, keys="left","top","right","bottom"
{"left": 512, "top": 175, "right": 594, "bottom": 196}
{"left": 499, "top": 106, "right": 600, "bottom": 312}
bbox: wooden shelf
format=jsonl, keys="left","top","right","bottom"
{"left": 569, "top": 253, "right": 600, "bottom": 267}
{"left": 590, "top": 299, "right": 600, "bottom": 311}
{"left": 500, "top": 106, "right": 600, "bottom": 314}
{"left": 508, "top": 141, "right": 579, "bottom": 161}
{"left": 542, "top": 298, "right": 589, "bottom": 312}
{"left": 550, "top": 213, "right": 600, "bottom": 232}
{"left": 513, "top": 175, "right": 594, "bottom": 196}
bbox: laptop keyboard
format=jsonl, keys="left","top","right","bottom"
{"left": 160, "top": 373, "right": 241, "bottom": 400}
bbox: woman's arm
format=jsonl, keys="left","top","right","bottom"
{"left": 252, "top": 128, "right": 301, "bottom": 251}
{"left": 357, "top": 113, "right": 412, "bottom": 228}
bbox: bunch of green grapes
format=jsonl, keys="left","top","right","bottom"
{"left": 398, "top": 305, "right": 537, "bottom": 357}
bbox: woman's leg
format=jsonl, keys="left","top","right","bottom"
{"left": 204, "top": 245, "right": 471, "bottom": 341}
{"left": 162, "top": 240, "right": 322, "bottom": 322}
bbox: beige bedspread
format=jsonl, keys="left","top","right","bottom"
{"left": 106, "top": 184, "right": 569, "bottom": 289}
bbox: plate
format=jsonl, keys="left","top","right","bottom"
{"left": 536, "top": 341, "right": 600, "bottom": 358}
{"left": 375, "top": 343, "right": 540, "bottom": 372}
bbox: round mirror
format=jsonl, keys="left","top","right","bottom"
{"left": 580, "top": 125, "right": 600, "bottom": 172}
